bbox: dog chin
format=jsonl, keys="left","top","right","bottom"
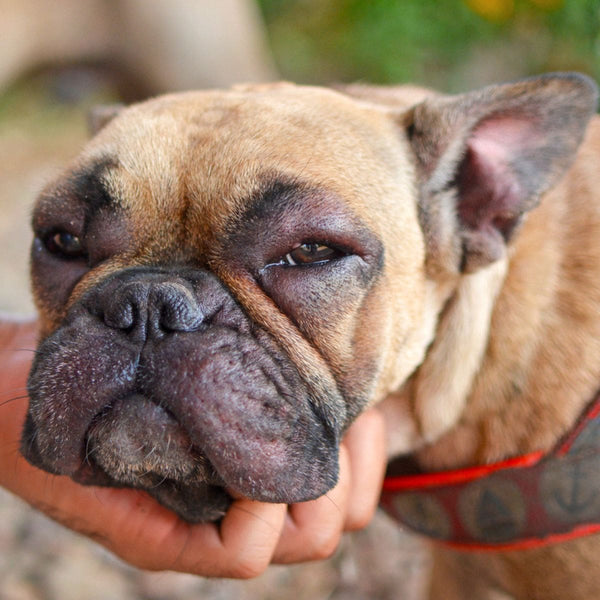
{"left": 73, "top": 462, "right": 233, "bottom": 523}
{"left": 80, "top": 394, "right": 233, "bottom": 522}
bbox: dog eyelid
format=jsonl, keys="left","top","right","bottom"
{"left": 282, "top": 242, "right": 345, "bottom": 267}
{"left": 284, "top": 252, "right": 298, "bottom": 266}
{"left": 42, "top": 230, "right": 86, "bottom": 260}
{"left": 260, "top": 242, "right": 351, "bottom": 272}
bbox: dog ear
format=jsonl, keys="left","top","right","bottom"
{"left": 404, "top": 73, "right": 598, "bottom": 273}
{"left": 87, "top": 104, "right": 124, "bottom": 136}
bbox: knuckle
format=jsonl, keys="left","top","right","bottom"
{"left": 113, "top": 549, "right": 161, "bottom": 572}
{"left": 345, "top": 508, "right": 375, "bottom": 532}
{"left": 228, "top": 554, "right": 270, "bottom": 579}
{"left": 307, "top": 530, "right": 342, "bottom": 561}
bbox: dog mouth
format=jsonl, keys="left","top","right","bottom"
{"left": 23, "top": 267, "right": 344, "bottom": 522}
{"left": 78, "top": 394, "right": 232, "bottom": 522}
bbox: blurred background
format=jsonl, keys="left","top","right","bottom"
{"left": 261, "top": 0, "right": 600, "bottom": 88}
{"left": 0, "top": 1, "right": 598, "bottom": 599}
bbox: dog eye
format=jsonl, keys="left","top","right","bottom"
{"left": 283, "top": 243, "right": 344, "bottom": 266}
{"left": 43, "top": 231, "right": 85, "bottom": 259}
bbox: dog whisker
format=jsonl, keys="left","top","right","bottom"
{"left": 23, "top": 427, "right": 39, "bottom": 458}
{"left": 142, "top": 445, "right": 157, "bottom": 462}
{"left": 84, "top": 436, "right": 96, "bottom": 465}
{"left": 322, "top": 492, "right": 343, "bottom": 516}
{"left": 0, "top": 393, "right": 29, "bottom": 408}
{"left": 0, "top": 346, "right": 38, "bottom": 355}
{"left": 226, "top": 502, "right": 282, "bottom": 535}
{"left": 148, "top": 474, "right": 169, "bottom": 489}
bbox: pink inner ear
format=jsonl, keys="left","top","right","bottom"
{"left": 471, "top": 115, "right": 538, "bottom": 157}
{"left": 457, "top": 115, "right": 538, "bottom": 238}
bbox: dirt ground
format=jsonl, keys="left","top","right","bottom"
{"left": 0, "top": 78, "right": 431, "bottom": 600}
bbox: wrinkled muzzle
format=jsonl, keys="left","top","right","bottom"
{"left": 22, "top": 267, "right": 341, "bottom": 522}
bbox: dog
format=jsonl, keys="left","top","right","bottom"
{"left": 21, "top": 72, "right": 600, "bottom": 599}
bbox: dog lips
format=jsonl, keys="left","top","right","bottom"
{"left": 83, "top": 394, "right": 232, "bottom": 522}
{"left": 85, "top": 394, "right": 216, "bottom": 483}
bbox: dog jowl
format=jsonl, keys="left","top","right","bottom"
{"left": 21, "top": 74, "right": 598, "bottom": 527}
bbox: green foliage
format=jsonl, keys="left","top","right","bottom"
{"left": 257, "top": 0, "right": 600, "bottom": 90}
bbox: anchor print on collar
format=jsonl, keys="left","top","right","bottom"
{"left": 380, "top": 393, "right": 600, "bottom": 551}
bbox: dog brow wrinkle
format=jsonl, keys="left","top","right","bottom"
{"left": 69, "top": 158, "right": 121, "bottom": 231}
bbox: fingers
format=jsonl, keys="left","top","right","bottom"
{"left": 21, "top": 473, "right": 289, "bottom": 578}
{"left": 115, "top": 407, "right": 386, "bottom": 569}
{"left": 8, "top": 407, "right": 385, "bottom": 575}
{"left": 0, "top": 317, "right": 38, "bottom": 348}
{"left": 272, "top": 407, "right": 386, "bottom": 563}
{"left": 1, "top": 317, "right": 387, "bottom": 579}
{"left": 272, "top": 444, "right": 352, "bottom": 563}
{"left": 5, "top": 393, "right": 287, "bottom": 577}
{"left": 342, "top": 407, "right": 387, "bottom": 530}
{"left": 95, "top": 489, "right": 289, "bottom": 578}
{"left": 17, "top": 405, "right": 385, "bottom": 575}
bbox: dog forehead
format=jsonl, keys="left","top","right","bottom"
{"left": 85, "top": 85, "right": 411, "bottom": 212}
{"left": 62, "top": 85, "right": 423, "bottom": 268}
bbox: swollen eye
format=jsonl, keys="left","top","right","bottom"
{"left": 284, "top": 243, "right": 344, "bottom": 266}
{"left": 43, "top": 231, "right": 85, "bottom": 259}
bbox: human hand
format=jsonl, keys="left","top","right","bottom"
{"left": 0, "top": 318, "right": 386, "bottom": 577}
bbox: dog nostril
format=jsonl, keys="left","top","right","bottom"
{"left": 150, "top": 285, "right": 205, "bottom": 334}
{"left": 98, "top": 280, "right": 204, "bottom": 337}
{"left": 158, "top": 305, "right": 196, "bottom": 332}
{"left": 101, "top": 297, "right": 137, "bottom": 331}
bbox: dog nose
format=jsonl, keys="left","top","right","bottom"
{"left": 101, "top": 280, "right": 205, "bottom": 338}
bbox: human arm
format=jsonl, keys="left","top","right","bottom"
{"left": 0, "top": 318, "right": 386, "bottom": 576}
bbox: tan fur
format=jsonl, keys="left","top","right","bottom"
{"left": 28, "top": 76, "right": 600, "bottom": 599}
{"left": 419, "top": 119, "right": 600, "bottom": 600}
{"left": 43, "top": 86, "right": 441, "bottom": 412}
{"left": 379, "top": 98, "right": 600, "bottom": 599}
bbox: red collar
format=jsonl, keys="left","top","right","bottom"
{"left": 380, "top": 392, "right": 600, "bottom": 551}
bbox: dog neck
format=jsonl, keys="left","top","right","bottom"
{"left": 379, "top": 119, "right": 600, "bottom": 550}
{"left": 381, "top": 387, "right": 600, "bottom": 550}
{"left": 385, "top": 121, "right": 600, "bottom": 468}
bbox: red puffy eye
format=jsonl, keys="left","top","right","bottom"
{"left": 284, "top": 243, "right": 343, "bottom": 266}
{"left": 44, "top": 231, "right": 85, "bottom": 259}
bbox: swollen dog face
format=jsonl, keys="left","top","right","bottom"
{"left": 22, "top": 85, "right": 431, "bottom": 521}
{"left": 21, "top": 76, "right": 597, "bottom": 522}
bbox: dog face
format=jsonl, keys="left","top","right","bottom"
{"left": 21, "top": 76, "right": 597, "bottom": 521}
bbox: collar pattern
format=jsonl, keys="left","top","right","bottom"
{"left": 380, "top": 393, "right": 600, "bottom": 551}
